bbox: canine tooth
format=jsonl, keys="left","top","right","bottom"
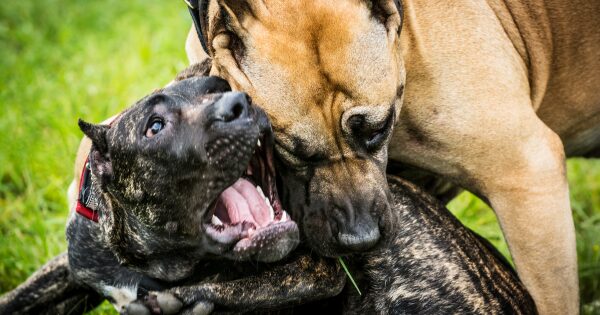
{"left": 257, "top": 139, "right": 262, "bottom": 147}
{"left": 257, "top": 186, "right": 265, "bottom": 198}
{"left": 211, "top": 215, "right": 223, "bottom": 226}
{"left": 281, "top": 211, "right": 288, "bottom": 222}
{"left": 269, "top": 204, "right": 275, "bottom": 221}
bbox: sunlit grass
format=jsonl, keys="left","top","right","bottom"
{"left": 0, "top": 1, "right": 598, "bottom": 314}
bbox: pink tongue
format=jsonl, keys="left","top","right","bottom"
{"left": 219, "top": 178, "right": 271, "bottom": 227}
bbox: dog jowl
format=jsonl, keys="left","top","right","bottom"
{"left": 74, "top": 76, "right": 299, "bottom": 283}
{"left": 191, "top": 0, "right": 405, "bottom": 255}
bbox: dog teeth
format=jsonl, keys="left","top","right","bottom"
{"left": 211, "top": 215, "right": 223, "bottom": 226}
{"left": 257, "top": 186, "right": 265, "bottom": 198}
{"left": 268, "top": 204, "right": 275, "bottom": 221}
{"left": 257, "top": 139, "right": 262, "bottom": 147}
{"left": 260, "top": 192, "right": 275, "bottom": 221}
{"left": 281, "top": 211, "right": 288, "bottom": 222}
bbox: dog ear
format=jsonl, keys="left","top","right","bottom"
{"left": 191, "top": 0, "right": 254, "bottom": 89}
{"left": 366, "top": 0, "right": 403, "bottom": 35}
{"left": 78, "top": 119, "right": 113, "bottom": 187}
{"left": 78, "top": 119, "right": 109, "bottom": 154}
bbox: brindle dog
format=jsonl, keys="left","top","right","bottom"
{"left": 0, "top": 175, "right": 537, "bottom": 314}
{"left": 1, "top": 71, "right": 353, "bottom": 315}
{"left": 0, "top": 62, "right": 535, "bottom": 312}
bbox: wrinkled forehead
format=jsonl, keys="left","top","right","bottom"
{"left": 105, "top": 76, "right": 230, "bottom": 143}
{"left": 242, "top": 0, "right": 399, "bottom": 108}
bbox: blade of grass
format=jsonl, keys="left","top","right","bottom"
{"left": 338, "top": 257, "right": 361, "bottom": 296}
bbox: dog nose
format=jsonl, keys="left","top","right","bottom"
{"left": 212, "top": 92, "right": 250, "bottom": 123}
{"left": 336, "top": 214, "right": 380, "bottom": 251}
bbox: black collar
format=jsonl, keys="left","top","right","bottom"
{"left": 184, "top": 0, "right": 210, "bottom": 56}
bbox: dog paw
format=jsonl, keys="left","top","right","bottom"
{"left": 154, "top": 292, "right": 184, "bottom": 315}
{"left": 123, "top": 292, "right": 183, "bottom": 315}
{"left": 192, "top": 301, "right": 214, "bottom": 315}
{"left": 124, "top": 301, "right": 151, "bottom": 315}
{"left": 178, "top": 301, "right": 214, "bottom": 315}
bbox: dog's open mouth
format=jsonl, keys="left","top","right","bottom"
{"left": 204, "top": 131, "right": 298, "bottom": 261}
{"left": 212, "top": 135, "right": 289, "bottom": 227}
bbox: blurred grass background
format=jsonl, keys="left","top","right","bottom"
{"left": 0, "top": 1, "right": 598, "bottom": 314}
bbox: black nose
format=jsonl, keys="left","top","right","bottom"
{"left": 212, "top": 92, "right": 250, "bottom": 123}
{"left": 336, "top": 212, "right": 380, "bottom": 252}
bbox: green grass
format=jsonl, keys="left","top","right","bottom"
{"left": 0, "top": 1, "right": 598, "bottom": 314}
{"left": 448, "top": 158, "right": 600, "bottom": 314}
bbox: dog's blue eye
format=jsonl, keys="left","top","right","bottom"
{"left": 146, "top": 119, "right": 164, "bottom": 138}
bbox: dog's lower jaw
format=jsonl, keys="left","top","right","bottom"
{"left": 223, "top": 221, "right": 300, "bottom": 262}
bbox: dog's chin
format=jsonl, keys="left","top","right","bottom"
{"left": 210, "top": 220, "right": 299, "bottom": 262}
{"left": 302, "top": 229, "right": 345, "bottom": 258}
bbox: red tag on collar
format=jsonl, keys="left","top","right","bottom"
{"left": 76, "top": 200, "right": 99, "bottom": 222}
{"left": 75, "top": 115, "right": 121, "bottom": 222}
{"left": 76, "top": 157, "right": 99, "bottom": 222}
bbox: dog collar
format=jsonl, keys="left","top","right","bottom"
{"left": 184, "top": 0, "right": 210, "bottom": 56}
{"left": 76, "top": 115, "right": 121, "bottom": 222}
{"left": 76, "top": 157, "right": 100, "bottom": 222}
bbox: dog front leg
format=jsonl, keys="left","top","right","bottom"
{"left": 153, "top": 254, "right": 345, "bottom": 314}
{"left": 438, "top": 121, "right": 578, "bottom": 314}
{"left": 392, "top": 104, "right": 578, "bottom": 314}
{"left": 480, "top": 128, "right": 578, "bottom": 315}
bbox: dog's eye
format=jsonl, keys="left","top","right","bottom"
{"left": 348, "top": 108, "right": 395, "bottom": 151}
{"left": 146, "top": 119, "right": 165, "bottom": 138}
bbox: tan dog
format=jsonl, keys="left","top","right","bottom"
{"left": 180, "top": 0, "right": 600, "bottom": 314}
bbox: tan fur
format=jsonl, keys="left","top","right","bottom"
{"left": 210, "top": 0, "right": 404, "bottom": 161}
{"left": 182, "top": 1, "right": 600, "bottom": 313}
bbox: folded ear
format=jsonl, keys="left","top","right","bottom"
{"left": 367, "top": 0, "right": 403, "bottom": 36}
{"left": 216, "top": 0, "right": 403, "bottom": 36}
{"left": 78, "top": 119, "right": 113, "bottom": 189}
{"left": 195, "top": 0, "right": 256, "bottom": 89}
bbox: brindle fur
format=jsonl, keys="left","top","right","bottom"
{"left": 0, "top": 176, "right": 535, "bottom": 314}
{"left": 160, "top": 175, "right": 536, "bottom": 315}
{"left": 52, "top": 67, "right": 317, "bottom": 314}
{"left": 341, "top": 175, "right": 536, "bottom": 314}
{"left": 0, "top": 253, "right": 102, "bottom": 315}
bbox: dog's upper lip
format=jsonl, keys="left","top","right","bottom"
{"left": 207, "top": 131, "right": 288, "bottom": 227}
{"left": 202, "top": 127, "right": 295, "bottom": 258}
